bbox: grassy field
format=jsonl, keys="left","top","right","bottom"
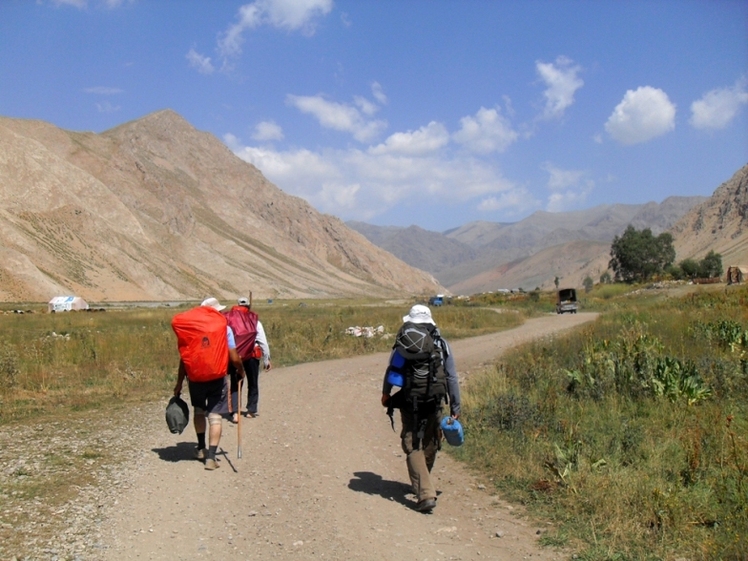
{"left": 0, "top": 299, "right": 522, "bottom": 424}
{"left": 454, "top": 283, "right": 748, "bottom": 560}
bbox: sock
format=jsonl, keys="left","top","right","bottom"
{"left": 208, "top": 445, "right": 218, "bottom": 460}
{"left": 197, "top": 433, "right": 206, "bottom": 450}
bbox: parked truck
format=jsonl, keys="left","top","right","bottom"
{"left": 556, "top": 288, "right": 578, "bottom": 314}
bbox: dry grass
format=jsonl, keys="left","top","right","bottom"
{"left": 0, "top": 300, "right": 522, "bottom": 424}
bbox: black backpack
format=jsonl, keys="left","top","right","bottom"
{"left": 390, "top": 322, "right": 447, "bottom": 411}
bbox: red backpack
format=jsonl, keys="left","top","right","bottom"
{"left": 171, "top": 306, "right": 229, "bottom": 382}
{"left": 223, "top": 306, "right": 259, "bottom": 361}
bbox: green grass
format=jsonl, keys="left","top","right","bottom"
{"left": 453, "top": 284, "right": 748, "bottom": 560}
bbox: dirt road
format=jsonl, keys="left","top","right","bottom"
{"left": 101, "top": 312, "right": 596, "bottom": 561}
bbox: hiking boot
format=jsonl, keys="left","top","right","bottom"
{"left": 204, "top": 458, "right": 220, "bottom": 470}
{"left": 195, "top": 448, "right": 206, "bottom": 461}
{"left": 415, "top": 498, "right": 436, "bottom": 513}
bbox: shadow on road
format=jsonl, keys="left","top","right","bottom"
{"left": 151, "top": 443, "right": 239, "bottom": 472}
{"left": 348, "top": 471, "right": 412, "bottom": 508}
{"left": 151, "top": 441, "right": 197, "bottom": 463}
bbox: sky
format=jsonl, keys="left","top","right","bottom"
{"left": 1, "top": 0, "right": 747, "bottom": 232}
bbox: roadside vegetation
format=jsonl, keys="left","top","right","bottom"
{"left": 455, "top": 284, "right": 748, "bottom": 560}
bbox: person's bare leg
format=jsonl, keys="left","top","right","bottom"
{"left": 204, "top": 414, "right": 222, "bottom": 470}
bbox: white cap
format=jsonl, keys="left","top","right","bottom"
{"left": 238, "top": 297, "right": 250, "bottom": 306}
{"left": 402, "top": 304, "right": 435, "bottom": 325}
{"left": 200, "top": 297, "right": 226, "bottom": 311}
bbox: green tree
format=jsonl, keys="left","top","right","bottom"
{"left": 609, "top": 226, "right": 676, "bottom": 283}
{"left": 583, "top": 276, "right": 594, "bottom": 293}
{"left": 680, "top": 258, "right": 699, "bottom": 279}
{"left": 665, "top": 263, "right": 683, "bottom": 280}
{"left": 698, "top": 250, "right": 723, "bottom": 278}
{"left": 600, "top": 271, "right": 612, "bottom": 284}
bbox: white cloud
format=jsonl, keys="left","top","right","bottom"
{"left": 690, "top": 78, "right": 748, "bottom": 130}
{"left": 542, "top": 162, "right": 593, "bottom": 212}
{"left": 605, "top": 86, "right": 676, "bottom": 145}
{"left": 547, "top": 191, "right": 586, "bottom": 212}
{"left": 219, "top": 0, "right": 333, "bottom": 58}
{"left": 286, "top": 94, "right": 387, "bottom": 143}
{"left": 478, "top": 188, "right": 538, "bottom": 213}
{"left": 225, "top": 135, "right": 339, "bottom": 189}
{"left": 96, "top": 101, "right": 121, "bottom": 113}
{"left": 252, "top": 120, "right": 284, "bottom": 142}
{"left": 453, "top": 106, "right": 518, "bottom": 154}
{"left": 368, "top": 122, "right": 449, "bottom": 156}
{"left": 354, "top": 96, "right": 379, "bottom": 116}
{"left": 83, "top": 86, "right": 122, "bottom": 95}
{"left": 317, "top": 182, "right": 361, "bottom": 211}
{"left": 543, "top": 163, "right": 585, "bottom": 191}
{"left": 225, "top": 133, "right": 519, "bottom": 221}
{"left": 536, "top": 55, "right": 584, "bottom": 119}
{"left": 371, "top": 82, "right": 387, "bottom": 105}
{"left": 186, "top": 48, "right": 215, "bottom": 75}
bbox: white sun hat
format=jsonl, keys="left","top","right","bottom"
{"left": 200, "top": 297, "right": 226, "bottom": 311}
{"left": 402, "top": 304, "right": 435, "bottom": 325}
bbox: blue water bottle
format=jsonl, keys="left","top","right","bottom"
{"left": 441, "top": 416, "right": 464, "bottom": 446}
{"left": 385, "top": 349, "right": 406, "bottom": 387}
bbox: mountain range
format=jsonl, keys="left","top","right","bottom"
{"left": 350, "top": 165, "right": 748, "bottom": 293}
{"left": 0, "top": 110, "right": 440, "bottom": 302}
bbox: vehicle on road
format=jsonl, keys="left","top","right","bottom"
{"left": 556, "top": 288, "right": 578, "bottom": 314}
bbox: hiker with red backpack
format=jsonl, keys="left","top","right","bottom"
{"left": 225, "top": 296, "right": 272, "bottom": 422}
{"left": 172, "top": 297, "right": 245, "bottom": 470}
{"left": 381, "top": 304, "right": 461, "bottom": 513}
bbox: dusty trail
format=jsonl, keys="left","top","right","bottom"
{"left": 101, "top": 312, "right": 597, "bottom": 560}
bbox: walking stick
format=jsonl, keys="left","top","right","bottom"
{"left": 237, "top": 377, "right": 243, "bottom": 459}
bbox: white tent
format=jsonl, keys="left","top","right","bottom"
{"left": 48, "top": 296, "right": 89, "bottom": 312}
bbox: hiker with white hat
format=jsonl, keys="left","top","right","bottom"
{"left": 381, "top": 304, "right": 461, "bottom": 513}
{"left": 225, "top": 296, "right": 272, "bottom": 422}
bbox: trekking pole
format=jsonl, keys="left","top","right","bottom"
{"left": 237, "top": 377, "right": 243, "bottom": 459}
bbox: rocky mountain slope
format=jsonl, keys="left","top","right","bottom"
{"left": 671, "top": 164, "right": 748, "bottom": 268}
{"left": 0, "top": 111, "right": 441, "bottom": 302}
{"left": 349, "top": 196, "right": 707, "bottom": 293}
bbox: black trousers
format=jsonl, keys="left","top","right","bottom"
{"left": 229, "top": 358, "right": 261, "bottom": 414}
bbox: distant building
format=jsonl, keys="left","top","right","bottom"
{"left": 48, "top": 296, "right": 89, "bottom": 312}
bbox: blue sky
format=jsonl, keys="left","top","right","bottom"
{"left": 1, "top": 0, "right": 746, "bottom": 232}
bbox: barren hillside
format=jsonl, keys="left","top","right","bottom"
{"left": 0, "top": 111, "right": 442, "bottom": 302}
{"left": 671, "top": 163, "right": 748, "bottom": 267}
